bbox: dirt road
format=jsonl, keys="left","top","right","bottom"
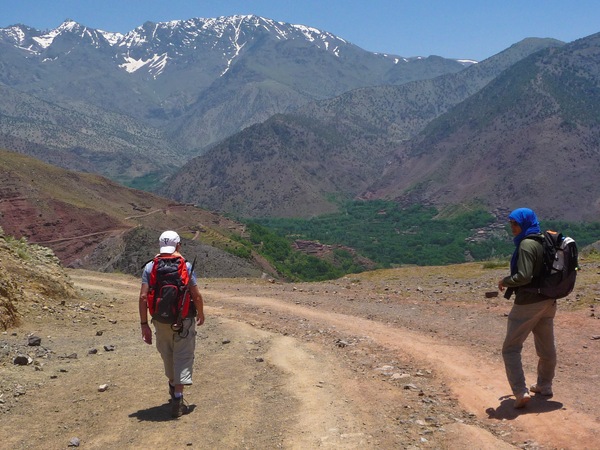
{"left": 1, "top": 263, "right": 599, "bottom": 449}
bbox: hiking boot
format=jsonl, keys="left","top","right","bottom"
{"left": 514, "top": 391, "right": 531, "bottom": 409}
{"left": 171, "top": 396, "right": 188, "bottom": 418}
{"left": 530, "top": 383, "right": 553, "bottom": 396}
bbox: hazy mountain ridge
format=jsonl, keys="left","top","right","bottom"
{"left": 2, "top": 15, "right": 598, "bottom": 222}
{"left": 0, "top": 15, "right": 470, "bottom": 177}
{"left": 363, "top": 33, "right": 600, "bottom": 221}
{"left": 0, "top": 84, "right": 178, "bottom": 181}
{"left": 161, "top": 38, "right": 565, "bottom": 218}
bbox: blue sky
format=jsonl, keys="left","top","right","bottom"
{"left": 1, "top": 0, "right": 599, "bottom": 61}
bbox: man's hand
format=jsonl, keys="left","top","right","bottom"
{"left": 141, "top": 323, "right": 152, "bottom": 344}
{"left": 498, "top": 279, "right": 505, "bottom": 292}
{"left": 196, "top": 311, "right": 205, "bottom": 326}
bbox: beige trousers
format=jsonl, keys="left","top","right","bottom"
{"left": 153, "top": 318, "right": 196, "bottom": 385}
{"left": 502, "top": 298, "right": 557, "bottom": 395}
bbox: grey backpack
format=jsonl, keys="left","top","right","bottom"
{"left": 524, "top": 230, "right": 579, "bottom": 299}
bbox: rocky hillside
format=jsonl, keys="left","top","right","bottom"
{"left": 0, "top": 226, "right": 79, "bottom": 330}
{"left": 364, "top": 32, "right": 600, "bottom": 222}
{"left": 160, "top": 38, "right": 564, "bottom": 218}
{"left": 0, "top": 149, "right": 272, "bottom": 278}
{"left": 0, "top": 84, "right": 179, "bottom": 183}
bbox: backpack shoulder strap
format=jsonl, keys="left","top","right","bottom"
{"left": 523, "top": 234, "right": 543, "bottom": 243}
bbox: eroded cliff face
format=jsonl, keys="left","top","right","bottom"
{"left": 0, "top": 227, "right": 80, "bottom": 330}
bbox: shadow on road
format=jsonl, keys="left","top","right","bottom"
{"left": 129, "top": 402, "right": 197, "bottom": 422}
{"left": 485, "top": 394, "right": 563, "bottom": 420}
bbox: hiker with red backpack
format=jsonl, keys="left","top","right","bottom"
{"left": 139, "top": 230, "right": 205, "bottom": 418}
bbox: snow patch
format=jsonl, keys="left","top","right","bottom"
{"left": 120, "top": 53, "right": 169, "bottom": 78}
{"left": 32, "top": 28, "right": 60, "bottom": 49}
{"left": 2, "top": 26, "right": 26, "bottom": 46}
{"left": 220, "top": 17, "right": 247, "bottom": 76}
{"left": 98, "top": 30, "right": 124, "bottom": 46}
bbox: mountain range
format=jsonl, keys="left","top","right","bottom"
{"left": 365, "top": 33, "right": 600, "bottom": 222}
{"left": 1, "top": 15, "right": 599, "bottom": 223}
{"left": 158, "top": 36, "right": 567, "bottom": 217}
{"left": 0, "top": 16, "right": 469, "bottom": 183}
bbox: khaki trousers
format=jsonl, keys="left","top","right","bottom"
{"left": 502, "top": 298, "right": 557, "bottom": 396}
{"left": 154, "top": 318, "right": 196, "bottom": 385}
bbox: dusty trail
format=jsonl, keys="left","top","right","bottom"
{"left": 205, "top": 289, "right": 600, "bottom": 449}
{"left": 2, "top": 268, "right": 599, "bottom": 449}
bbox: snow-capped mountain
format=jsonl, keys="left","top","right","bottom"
{"left": 0, "top": 15, "right": 472, "bottom": 181}
{"left": 1, "top": 15, "right": 578, "bottom": 223}
{"left": 1, "top": 16, "right": 395, "bottom": 79}
{"left": 1, "top": 20, "right": 114, "bottom": 53}
{"left": 1, "top": 15, "right": 474, "bottom": 79}
{"left": 115, "top": 15, "right": 354, "bottom": 77}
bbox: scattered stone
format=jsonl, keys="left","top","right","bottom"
{"left": 222, "top": 339, "right": 231, "bottom": 345}
{"left": 96, "top": 331, "right": 104, "bottom": 336}
{"left": 68, "top": 437, "right": 81, "bottom": 447}
{"left": 255, "top": 357, "right": 264, "bottom": 362}
{"left": 88, "top": 348, "right": 98, "bottom": 355}
{"left": 13, "top": 355, "right": 31, "bottom": 366}
{"left": 98, "top": 384, "right": 109, "bottom": 392}
{"left": 14, "top": 385, "right": 26, "bottom": 396}
{"left": 391, "top": 373, "right": 411, "bottom": 380}
{"left": 103, "top": 345, "right": 115, "bottom": 352}
{"left": 485, "top": 291, "right": 499, "bottom": 298}
{"left": 403, "top": 383, "right": 419, "bottom": 390}
{"left": 591, "top": 335, "right": 600, "bottom": 340}
{"left": 27, "top": 335, "right": 42, "bottom": 346}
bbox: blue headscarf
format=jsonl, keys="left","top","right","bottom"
{"left": 509, "top": 208, "right": 541, "bottom": 274}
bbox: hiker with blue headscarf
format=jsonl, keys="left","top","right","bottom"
{"left": 498, "top": 208, "right": 557, "bottom": 408}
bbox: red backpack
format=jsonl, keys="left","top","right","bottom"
{"left": 147, "top": 256, "right": 193, "bottom": 325}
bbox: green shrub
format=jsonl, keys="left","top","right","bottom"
{"left": 248, "top": 201, "right": 600, "bottom": 279}
{"left": 482, "top": 260, "right": 509, "bottom": 269}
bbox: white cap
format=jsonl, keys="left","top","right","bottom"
{"left": 159, "top": 230, "right": 180, "bottom": 254}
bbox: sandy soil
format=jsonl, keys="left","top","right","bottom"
{"left": 1, "top": 260, "right": 599, "bottom": 449}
